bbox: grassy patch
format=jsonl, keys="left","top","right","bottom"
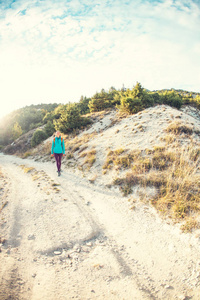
{"left": 21, "top": 166, "right": 35, "bottom": 173}
{"left": 110, "top": 141, "right": 200, "bottom": 231}
{"left": 78, "top": 145, "right": 88, "bottom": 154}
{"left": 180, "top": 218, "right": 200, "bottom": 233}
{"left": 152, "top": 149, "right": 175, "bottom": 170}
{"left": 51, "top": 183, "right": 61, "bottom": 187}
{"left": 132, "top": 157, "right": 152, "bottom": 174}
{"left": 103, "top": 148, "right": 141, "bottom": 170}
{"left": 81, "top": 148, "right": 96, "bottom": 169}
{"left": 113, "top": 172, "right": 140, "bottom": 196}
{"left": 166, "top": 121, "right": 193, "bottom": 135}
{"left": 65, "top": 133, "right": 96, "bottom": 161}
{"left": 31, "top": 140, "right": 52, "bottom": 158}
{"left": 160, "top": 134, "right": 175, "bottom": 144}
{"left": 152, "top": 148, "right": 200, "bottom": 230}
{"left": 23, "top": 151, "right": 32, "bottom": 158}
{"left": 66, "top": 153, "right": 74, "bottom": 160}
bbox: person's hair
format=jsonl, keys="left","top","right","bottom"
{"left": 56, "top": 131, "right": 61, "bottom": 136}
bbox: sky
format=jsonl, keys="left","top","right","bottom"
{"left": 0, "top": 0, "right": 200, "bottom": 120}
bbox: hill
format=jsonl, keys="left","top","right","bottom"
{"left": 13, "top": 103, "right": 200, "bottom": 234}
{"left": 1, "top": 103, "right": 200, "bottom": 299}
{"left": 1, "top": 83, "right": 200, "bottom": 152}
{"left": 0, "top": 103, "right": 59, "bottom": 149}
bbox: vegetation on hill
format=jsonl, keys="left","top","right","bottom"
{"left": 0, "top": 103, "right": 58, "bottom": 148}
{"left": 0, "top": 82, "right": 200, "bottom": 151}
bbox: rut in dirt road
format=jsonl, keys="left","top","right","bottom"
{"left": 0, "top": 154, "right": 200, "bottom": 300}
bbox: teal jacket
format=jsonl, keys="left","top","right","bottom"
{"left": 51, "top": 137, "right": 65, "bottom": 154}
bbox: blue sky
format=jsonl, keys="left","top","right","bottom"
{"left": 0, "top": 0, "right": 200, "bottom": 119}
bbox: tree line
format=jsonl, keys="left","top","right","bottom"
{"left": 0, "top": 83, "right": 200, "bottom": 149}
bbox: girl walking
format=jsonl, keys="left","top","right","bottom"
{"left": 51, "top": 131, "right": 65, "bottom": 176}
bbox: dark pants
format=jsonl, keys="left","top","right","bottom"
{"left": 54, "top": 153, "right": 63, "bottom": 172}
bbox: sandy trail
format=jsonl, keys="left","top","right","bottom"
{"left": 0, "top": 153, "right": 200, "bottom": 300}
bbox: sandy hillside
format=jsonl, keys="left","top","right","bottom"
{"left": 0, "top": 104, "right": 200, "bottom": 300}
{"left": 62, "top": 104, "right": 200, "bottom": 187}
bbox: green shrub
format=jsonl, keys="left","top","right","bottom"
{"left": 31, "top": 130, "right": 47, "bottom": 147}
{"left": 54, "top": 103, "right": 91, "bottom": 133}
{"left": 88, "top": 89, "right": 116, "bottom": 112}
{"left": 88, "top": 98, "right": 108, "bottom": 112}
{"left": 117, "top": 83, "right": 154, "bottom": 114}
{"left": 160, "top": 91, "right": 183, "bottom": 109}
{"left": 119, "top": 97, "right": 143, "bottom": 114}
{"left": 44, "top": 121, "right": 55, "bottom": 137}
{"left": 151, "top": 92, "right": 162, "bottom": 104}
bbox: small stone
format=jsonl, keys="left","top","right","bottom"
{"left": 91, "top": 290, "right": 95, "bottom": 293}
{"left": 0, "top": 238, "right": 6, "bottom": 245}
{"left": 81, "top": 246, "right": 90, "bottom": 253}
{"left": 165, "top": 285, "right": 172, "bottom": 289}
{"left": 32, "top": 273, "right": 37, "bottom": 278}
{"left": 86, "top": 242, "right": 92, "bottom": 247}
{"left": 179, "top": 295, "right": 187, "bottom": 300}
{"left": 74, "top": 245, "right": 81, "bottom": 253}
{"left": 54, "top": 250, "right": 62, "bottom": 255}
{"left": 28, "top": 235, "right": 35, "bottom": 240}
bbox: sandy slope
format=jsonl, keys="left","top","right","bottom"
{"left": 0, "top": 151, "right": 200, "bottom": 300}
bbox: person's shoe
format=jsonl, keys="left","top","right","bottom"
{"left": 58, "top": 171, "right": 61, "bottom": 176}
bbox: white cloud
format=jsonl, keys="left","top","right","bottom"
{"left": 0, "top": 0, "right": 200, "bottom": 119}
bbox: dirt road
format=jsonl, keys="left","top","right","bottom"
{"left": 0, "top": 153, "right": 200, "bottom": 299}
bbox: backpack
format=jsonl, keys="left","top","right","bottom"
{"left": 54, "top": 137, "right": 63, "bottom": 143}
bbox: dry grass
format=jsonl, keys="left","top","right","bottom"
{"left": 24, "top": 133, "right": 95, "bottom": 161}
{"left": 160, "top": 134, "right": 175, "bottom": 145}
{"left": 113, "top": 172, "right": 141, "bottom": 196}
{"left": 32, "top": 140, "right": 52, "bottom": 158}
{"left": 22, "top": 151, "right": 32, "bottom": 158}
{"left": 151, "top": 148, "right": 176, "bottom": 170}
{"left": 20, "top": 165, "right": 35, "bottom": 173}
{"left": 111, "top": 141, "right": 200, "bottom": 231}
{"left": 78, "top": 145, "right": 88, "bottom": 154}
{"left": 132, "top": 157, "right": 152, "bottom": 174}
{"left": 103, "top": 148, "right": 141, "bottom": 170}
{"left": 151, "top": 149, "right": 200, "bottom": 221}
{"left": 80, "top": 148, "right": 96, "bottom": 169}
{"left": 180, "top": 218, "right": 200, "bottom": 233}
{"left": 40, "top": 141, "right": 52, "bottom": 155}
{"left": 166, "top": 121, "right": 193, "bottom": 135}
{"left": 65, "top": 133, "right": 96, "bottom": 160}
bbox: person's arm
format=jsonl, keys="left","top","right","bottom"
{"left": 62, "top": 139, "right": 65, "bottom": 155}
{"left": 51, "top": 140, "right": 54, "bottom": 156}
